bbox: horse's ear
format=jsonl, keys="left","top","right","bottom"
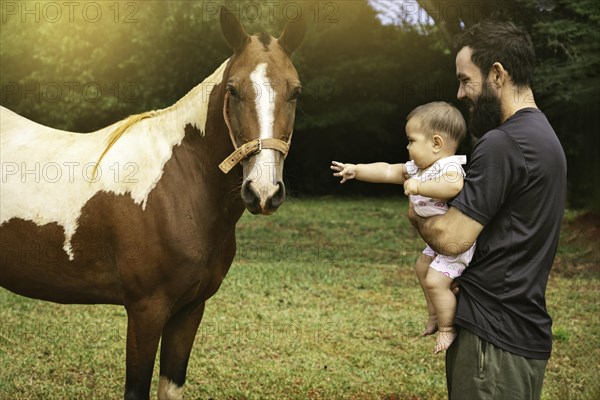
{"left": 220, "top": 6, "right": 249, "bottom": 53}
{"left": 278, "top": 17, "right": 307, "bottom": 55}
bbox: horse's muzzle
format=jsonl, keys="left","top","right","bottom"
{"left": 241, "top": 179, "right": 285, "bottom": 215}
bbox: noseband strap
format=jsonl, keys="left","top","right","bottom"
{"left": 219, "top": 138, "right": 290, "bottom": 174}
{"left": 219, "top": 91, "right": 293, "bottom": 174}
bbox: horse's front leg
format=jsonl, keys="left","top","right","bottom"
{"left": 158, "top": 301, "right": 206, "bottom": 400}
{"left": 124, "top": 299, "right": 170, "bottom": 400}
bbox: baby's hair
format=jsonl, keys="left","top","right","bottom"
{"left": 407, "top": 102, "right": 467, "bottom": 144}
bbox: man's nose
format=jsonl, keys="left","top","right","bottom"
{"left": 457, "top": 85, "right": 465, "bottom": 100}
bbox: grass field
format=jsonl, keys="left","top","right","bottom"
{"left": 1, "top": 197, "right": 598, "bottom": 399}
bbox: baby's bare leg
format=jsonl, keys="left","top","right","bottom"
{"left": 415, "top": 254, "right": 437, "bottom": 336}
{"left": 425, "top": 268, "right": 457, "bottom": 353}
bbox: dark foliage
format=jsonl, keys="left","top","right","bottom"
{"left": 1, "top": 0, "right": 598, "bottom": 207}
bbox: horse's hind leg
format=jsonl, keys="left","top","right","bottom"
{"left": 158, "top": 301, "right": 206, "bottom": 400}
{"left": 124, "top": 301, "right": 170, "bottom": 400}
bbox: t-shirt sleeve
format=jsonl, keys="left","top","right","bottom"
{"left": 449, "top": 130, "right": 528, "bottom": 226}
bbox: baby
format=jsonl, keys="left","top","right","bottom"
{"left": 331, "top": 101, "right": 475, "bottom": 353}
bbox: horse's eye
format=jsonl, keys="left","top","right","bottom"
{"left": 227, "top": 85, "right": 239, "bottom": 98}
{"left": 289, "top": 88, "right": 302, "bottom": 102}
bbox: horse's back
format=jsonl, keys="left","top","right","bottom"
{"left": 0, "top": 107, "right": 125, "bottom": 303}
{"left": 0, "top": 106, "right": 107, "bottom": 235}
{"left": 0, "top": 106, "right": 201, "bottom": 305}
{"left": 1, "top": 106, "right": 48, "bottom": 135}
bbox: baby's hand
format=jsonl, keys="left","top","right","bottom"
{"left": 331, "top": 161, "right": 356, "bottom": 184}
{"left": 404, "top": 179, "right": 420, "bottom": 195}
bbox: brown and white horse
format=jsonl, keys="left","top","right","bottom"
{"left": 0, "top": 7, "right": 305, "bottom": 400}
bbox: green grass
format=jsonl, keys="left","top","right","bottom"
{"left": 1, "top": 197, "right": 598, "bottom": 399}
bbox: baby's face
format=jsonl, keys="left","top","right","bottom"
{"left": 406, "top": 118, "right": 437, "bottom": 169}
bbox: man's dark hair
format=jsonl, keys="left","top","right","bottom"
{"left": 454, "top": 20, "right": 536, "bottom": 88}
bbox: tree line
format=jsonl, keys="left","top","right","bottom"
{"left": 1, "top": 0, "right": 598, "bottom": 208}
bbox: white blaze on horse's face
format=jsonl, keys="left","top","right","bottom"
{"left": 252, "top": 63, "right": 275, "bottom": 140}
{"left": 242, "top": 62, "right": 284, "bottom": 215}
{"left": 237, "top": 59, "right": 285, "bottom": 215}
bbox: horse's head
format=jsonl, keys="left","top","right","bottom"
{"left": 219, "top": 7, "right": 306, "bottom": 215}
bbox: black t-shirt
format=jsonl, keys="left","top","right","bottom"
{"left": 449, "top": 108, "right": 566, "bottom": 360}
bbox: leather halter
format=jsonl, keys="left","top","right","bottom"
{"left": 219, "top": 91, "right": 293, "bottom": 174}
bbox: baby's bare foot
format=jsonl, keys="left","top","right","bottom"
{"left": 434, "top": 327, "right": 457, "bottom": 353}
{"left": 421, "top": 315, "right": 438, "bottom": 337}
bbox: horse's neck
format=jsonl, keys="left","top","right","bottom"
{"left": 155, "top": 71, "right": 243, "bottom": 215}
{"left": 171, "top": 86, "right": 235, "bottom": 172}
{"left": 173, "top": 58, "right": 229, "bottom": 131}
{"left": 145, "top": 59, "right": 234, "bottom": 172}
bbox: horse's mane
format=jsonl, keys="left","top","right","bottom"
{"left": 92, "top": 58, "right": 230, "bottom": 178}
{"left": 93, "top": 110, "right": 159, "bottom": 177}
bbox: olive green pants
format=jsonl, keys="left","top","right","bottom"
{"left": 446, "top": 328, "right": 548, "bottom": 400}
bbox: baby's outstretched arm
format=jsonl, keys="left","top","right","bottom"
{"left": 404, "top": 171, "right": 463, "bottom": 200}
{"left": 331, "top": 161, "right": 407, "bottom": 184}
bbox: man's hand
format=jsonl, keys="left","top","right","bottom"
{"left": 450, "top": 280, "right": 461, "bottom": 295}
{"left": 331, "top": 161, "right": 356, "bottom": 184}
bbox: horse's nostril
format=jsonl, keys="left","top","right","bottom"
{"left": 241, "top": 180, "right": 249, "bottom": 196}
{"left": 269, "top": 181, "right": 286, "bottom": 210}
{"left": 241, "top": 180, "right": 255, "bottom": 200}
{"left": 241, "top": 180, "right": 261, "bottom": 213}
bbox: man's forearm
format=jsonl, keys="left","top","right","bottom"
{"left": 413, "top": 214, "right": 447, "bottom": 254}
{"left": 409, "top": 207, "right": 476, "bottom": 256}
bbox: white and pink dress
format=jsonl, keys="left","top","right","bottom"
{"left": 406, "top": 155, "right": 476, "bottom": 278}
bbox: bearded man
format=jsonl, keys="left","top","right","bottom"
{"left": 408, "top": 20, "right": 567, "bottom": 399}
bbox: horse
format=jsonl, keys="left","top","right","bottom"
{"left": 0, "top": 7, "right": 306, "bottom": 400}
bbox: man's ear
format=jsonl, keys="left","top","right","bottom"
{"left": 490, "top": 62, "right": 507, "bottom": 88}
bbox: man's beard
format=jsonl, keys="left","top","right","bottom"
{"left": 465, "top": 81, "right": 502, "bottom": 138}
